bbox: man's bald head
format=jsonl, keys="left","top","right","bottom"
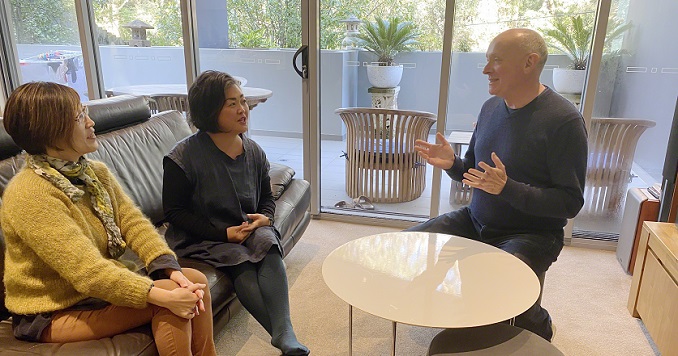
{"left": 494, "top": 28, "right": 549, "bottom": 71}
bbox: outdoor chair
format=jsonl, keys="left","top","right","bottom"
{"left": 149, "top": 94, "right": 189, "bottom": 115}
{"left": 584, "top": 118, "right": 656, "bottom": 215}
{"left": 335, "top": 107, "right": 436, "bottom": 203}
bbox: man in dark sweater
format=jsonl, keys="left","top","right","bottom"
{"left": 408, "top": 28, "right": 587, "bottom": 341}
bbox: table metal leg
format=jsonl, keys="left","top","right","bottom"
{"left": 392, "top": 321, "right": 397, "bottom": 356}
{"left": 349, "top": 305, "right": 353, "bottom": 356}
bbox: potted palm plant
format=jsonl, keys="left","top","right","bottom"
{"left": 544, "top": 15, "right": 632, "bottom": 94}
{"left": 356, "top": 17, "right": 419, "bottom": 88}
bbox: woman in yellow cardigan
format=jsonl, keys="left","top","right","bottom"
{"left": 1, "top": 82, "right": 216, "bottom": 355}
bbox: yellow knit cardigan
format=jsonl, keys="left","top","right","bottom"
{"left": 1, "top": 160, "right": 175, "bottom": 315}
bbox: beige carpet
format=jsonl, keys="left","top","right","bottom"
{"left": 215, "top": 219, "right": 659, "bottom": 356}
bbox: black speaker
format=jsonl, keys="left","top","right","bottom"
{"left": 659, "top": 97, "right": 678, "bottom": 222}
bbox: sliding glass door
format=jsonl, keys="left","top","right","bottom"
{"left": 573, "top": 0, "right": 678, "bottom": 240}
{"left": 316, "top": 0, "right": 601, "bottom": 223}
{"left": 317, "top": 1, "right": 444, "bottom": 220}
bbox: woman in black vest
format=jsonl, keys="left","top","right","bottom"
{"left": 162, "top": 70, "right": 309, "bottom": 356}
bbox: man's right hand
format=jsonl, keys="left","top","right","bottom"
{"left": 227, "top": 222, "right": 251, "bottom": 243}
{"left": 414, "top": 132, "right": 456, "bottom": 170}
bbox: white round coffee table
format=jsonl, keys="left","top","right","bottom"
{"left": 322, "top": 231, "right": 541, "bottom": 355}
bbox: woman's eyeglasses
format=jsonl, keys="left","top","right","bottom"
{"left": 75, "top": 106, "right": 89, "bottom": 124}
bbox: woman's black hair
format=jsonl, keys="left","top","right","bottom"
{"left": 187, "top": 70, "right": 238, "bottom": 132}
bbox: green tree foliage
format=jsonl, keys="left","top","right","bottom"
{"left": 148, "top": 1, "right": 183, "bottom": 46}
{"left": 542, "top": 12, "right": 632, "bottom": 70}
{"left": 8, "top": 0, "right": 629, "bottom": 55}
{"left": 9, "top": 0, "right": 188, "bottom": 48}
{"left": 92, "top": 0, "right": 183, "bottom": 46}
{"left": 227, "top": 0, "right": 301, "bottom": 48}
{"left": 227, "top": 0, "right": 421, "bottom": 49}
{"left": 452, "top": 0, "right": 480, "bottom": 52}
{"left": 10, "top": 0, "right": 79, "bottom": 44}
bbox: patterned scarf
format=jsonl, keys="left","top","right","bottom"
{"left": 26, "top": 154, "right": 126, "bottom": 259}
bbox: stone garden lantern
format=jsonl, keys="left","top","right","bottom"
{"left": 340, "top": 15, "right": 361, "bottom": 50}
{"left": 123, "top": 20, "right": 154, "bottom": 47}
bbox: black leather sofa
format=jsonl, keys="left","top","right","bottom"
{"left": 0, "top": 95, "right": 311, "bottom": 354}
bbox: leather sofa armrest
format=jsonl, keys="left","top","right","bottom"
{"left": 269, "top": 162, "right": 295, "bottom": 200}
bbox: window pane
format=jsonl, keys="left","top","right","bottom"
{"left": 577, "top": 0, "right": 678, "bottom": 235}
{"left": 92, "top": 1, "right": 187, "bottom": 98}
{"left": 10, "top": 0, "right": 90, "bottom": 100}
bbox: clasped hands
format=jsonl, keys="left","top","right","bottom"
{"left": 414, "top": 132, "right": 507, "bottom": 195}
{"left": 226, "top": 213, "right": 271, "bottom": 243}
{"left": 166, "top": 269, "right": 206, "bottom": 319}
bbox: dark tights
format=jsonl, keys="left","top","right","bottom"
{"left": 223, "top": 248, "right": 309, "bottom": 355}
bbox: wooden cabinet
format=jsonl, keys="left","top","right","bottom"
{"left": 628, "top": 222, "right": 678, "bottom": 355}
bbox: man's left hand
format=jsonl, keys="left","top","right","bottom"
{"left": 463, "top": 152, "right": 507, "bottom": 195}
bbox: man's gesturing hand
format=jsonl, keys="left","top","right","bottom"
{"left": 463, "top": 152, "right": 507, "bottom": 195}
{"left": 414, "top": 132, "right": 456, "bottom": 170}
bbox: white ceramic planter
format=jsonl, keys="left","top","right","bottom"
{"left": 552, "top": 68, "right": 586, "bottom": 94}
{"left": 366, "top": 64, "right": 404, "bottom": 88}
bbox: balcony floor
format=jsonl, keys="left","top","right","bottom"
{"left": 250, "top": 133, "right": 459, "bottom": 219}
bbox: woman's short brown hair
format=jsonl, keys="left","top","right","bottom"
{"left": 2, "top": 82, "right": 81, "bottom": 155}
{"left": 188, "top": 70, "right": 239, "bottom": 132}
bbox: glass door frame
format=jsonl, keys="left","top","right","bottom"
{"left": 0, "top": 0, "right": 22, "bottom": 98}
{"left": 74, "top": 0, "right": 105, "bottom": 100}
{"left": 303, "top": 0, "right": 322, "bottom": 216}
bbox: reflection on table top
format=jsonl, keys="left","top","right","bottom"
{"left": 322, "top": 231, "right": 540, "bottom": 328}
{"left": 107, "top": 83, "right": 272, "bottom": 103}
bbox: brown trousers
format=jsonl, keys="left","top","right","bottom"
{"left": 40, "top": 268, "right": 216, "bottom": 356}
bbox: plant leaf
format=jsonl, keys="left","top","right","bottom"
{"left": 356, "top": 17, "right": 419, "bottom": 65}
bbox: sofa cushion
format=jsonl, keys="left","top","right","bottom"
{"left": 176, "top": 259, "right": 236, "bottom": 317}
{"left": 0, "top": 154, "right": 24, "bottom": 199}
{"left": 270, "top": 162, "right": 295, "bottom": 200}
{"left": 87, "top": 111, "right": 192, "bottom": 224}
{"left": 0, "top": 321, "right": 157, "bottom": 355}
{"left": 0, "top": 120, "right": 21, "bottom": 160}
{"left": 87, "top": 95, "right": 152, "bottom": 134}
